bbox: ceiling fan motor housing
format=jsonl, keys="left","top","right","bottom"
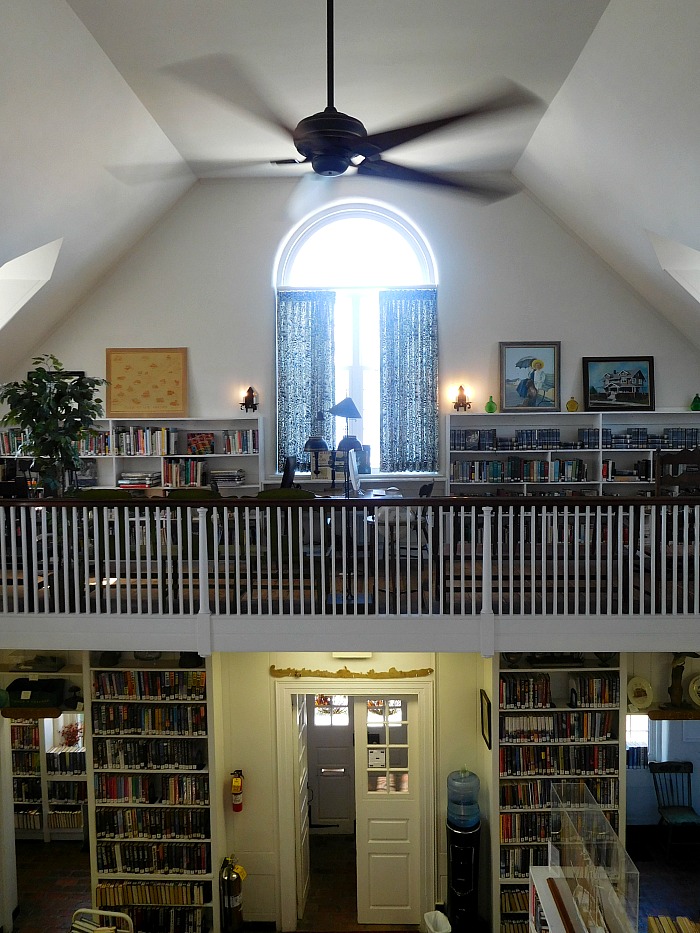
{"left": 293, "top": 106, "right": 368, "bottom": 176}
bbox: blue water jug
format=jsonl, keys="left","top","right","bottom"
{"left": 447, "top": 768, "right": 480, "bottom": 828}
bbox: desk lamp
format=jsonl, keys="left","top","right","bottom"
{"left": 304, "top": 434, "right": 329, "bottom": 477}
{"left": 329, "top": 397, "right": 362, "bottom": 498}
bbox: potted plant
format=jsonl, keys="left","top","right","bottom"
{"left": 0, "top": 354, "right": 106, "bottom": 496}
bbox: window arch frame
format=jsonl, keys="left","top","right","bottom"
{"left": 275, "top": 199, "right": 439, "bottom": 474}
{"left": 275, "top": 199, "right": 438, "bottom": 288}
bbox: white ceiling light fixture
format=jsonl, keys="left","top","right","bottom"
{"left": 0, "top": 238, "right": 63, "bottom": 330}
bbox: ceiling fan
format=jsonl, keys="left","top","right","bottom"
{"left": 167, "top": 0, "right": 542, "bottom": 199}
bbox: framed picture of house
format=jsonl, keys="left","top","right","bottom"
{"left": 106, "top": 347, "right": 188, "bottom": 417}
{"left": 582, "top": 356, "right": 655, "bottom": 411}
{"left": 499, "top": 341, "right": 561, "bottom": 413}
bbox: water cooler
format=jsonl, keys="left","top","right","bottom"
{"left": 446, "top": 769, "right": 481, "bottom": 931}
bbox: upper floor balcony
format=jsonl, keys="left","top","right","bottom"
{"left": 1, "top": 495, "right": 698, "bottom": 655}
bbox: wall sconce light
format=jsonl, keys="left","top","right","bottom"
{"left": 240, "top": 387, "right": 258, "bottom": 412}
{"left": 454, "top": 386, "right": 471, "bottom": 411}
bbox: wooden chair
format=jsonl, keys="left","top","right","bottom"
{"left": 652, "top": 449, "right": 700, "bottom": 608}
{"left": 655, "top": 448, "right": 700, "bottom": 496}
{"left": 255, "top": 489, "right": 329, "bottom": 611}
{"left": 649, "top": 760, "right": 700, "bottom": 857}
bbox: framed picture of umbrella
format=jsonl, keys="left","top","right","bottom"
{"left": 499, "top": 341, "right": 561, "bottom": 413}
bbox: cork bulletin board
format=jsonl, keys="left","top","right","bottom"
{"left": 106, "top": 348, "right": 188, "bottom": 417}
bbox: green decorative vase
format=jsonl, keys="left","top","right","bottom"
{"left": 485, "top": 395, "right": 497, "bottom": 413}
{"left": 691, "top": 394, "right": 700, "bottom": 412}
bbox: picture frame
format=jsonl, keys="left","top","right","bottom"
{"left": 582, "top": 356, "right": 655, "bottom": 411}
{"left": 499, "top": 341, "right": 561, "bottom": 413}
{"left": 106, "top": 348, "right": 188, "bottom": 417}
{"left": 480, "top": 689, "right": 492, "bottom": 750}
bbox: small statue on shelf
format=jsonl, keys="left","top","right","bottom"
{"left": 667, "top": 652, "right": 700, "bottom": 708}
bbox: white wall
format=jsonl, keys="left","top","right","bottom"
{"left": 213, "top": 651, "right": 481, "bottom": 924}
{"left": 30, "top": 173, "right": 700, "bottom": 479}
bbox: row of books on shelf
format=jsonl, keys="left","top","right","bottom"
{"left": 94, "top": 773, "right": 210, "bottom": 806}
{"left": 500, "top": 674, "right": 552, "bottom": 710}
{"left": 11, "top": 750, "right": 39, "bottom": 774}
{"left": 10, "top": 721, "right": 40, "bottom": 747}
{"left": 46, "top": 745, "right": 87, "bottom": 774}
{"left": 501, "top": 887, "right": 529, "bottom": 915}
{"left": 92, "top": 669, "right": 207, "bottom": 702}
{"left": 95, "top": 805, "right": 210, "bottom": 840}
{"left": 0, "top": 428, "right": 29, "bottom": 455}
{"left": 499, "top": 710, "right": 617, "bottom": 743}
{"left": 499, "top": 846, "right": 549, "bottom": 879}
{"left": 95, "top": 841, "right": 210, "bottom": 875}
{"left": 14, "top": 809, "right": 41, "bottom": 830}
{"left": 91, "top": 703, "right": 207, "bottom": 736}
{"left": 568, "top": 673, "right": 620, "bottom": 707}
{"left": 500, "top": 921, "right": 528, "bottom": 933}
{"left": 450, "top": 458, "right": 589, "bottom": 483}
{"left": 626, "top": 745, "right": 649, "bottom": 769}
{"left": 500, "top": 810, "right": 550, "bottom": 843}
{"left": 499, "top": 777, "right": 619, "bottom": 810}
{"left": 93, "top": 737, "right": 206, "bottom": 771}
{"left": 162, "top": 460, "right": 205, "bottom": 487}
{"left": 499, "top": 672, "right": 619, "bottom": 710}
{"left": 12, "top": 778, "right": 41, "bottom": 801}
{"left": 499, "top": 808, "right": 619, "bottom": 845}
{"left": 95, "top": 880, "right": 208, "bottom": 906}
{"left": 449, "top": 425, "right": 700, "bottom": 452}
{"left": 89, "top": 904, "right": 207, "bottom": 933}
{"left": 76, "top": 426, "right": 260, "bottom": 458}
{"left": 47, "top": 809, "right": 83, "bottom": 829}
{"left": 602, "top": 459, "right": 652, "bottom": 481}
{"left": 648, "top": 918, "right": 700, "bottom": 933}
{"left": 47, "top": 781, "right": 88, "bottom": 804}
{"left": 498, "top": 743, "right": 618, "bottom": 777}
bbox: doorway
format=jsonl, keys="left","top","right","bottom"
{"left": 275, "top": 679, "right": 434, "bottom": 932}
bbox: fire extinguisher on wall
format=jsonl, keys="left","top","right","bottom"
{"left": 219, "top": 854, "right": 246, "bottom": 932}
{"left": 231, "top": 770, "right": 244, "bottom": 812}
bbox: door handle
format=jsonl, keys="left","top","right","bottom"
{"left": 320, "top": 767, "right": 346, "bottom": 774}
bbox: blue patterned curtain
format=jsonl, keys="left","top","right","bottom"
{"left": 379, "top": 288, "right": 439, "bottom": 472}
{"left": 276, "top": 290, "right": 336, "bottom": 471}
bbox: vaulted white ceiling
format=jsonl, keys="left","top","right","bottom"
{"left": 1, "top": 0, "right": 699, "bottom": 374}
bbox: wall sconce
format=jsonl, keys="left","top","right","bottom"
{"left": 240, "top": 387, "right": 258, "bottom": 412}
{"left": 454, "top": 386, "right": 471, "bottom": 411}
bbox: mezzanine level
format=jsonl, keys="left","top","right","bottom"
{"left": 1, "top": 495, "right": 698, "bottom": 656}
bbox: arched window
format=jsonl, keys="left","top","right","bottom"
{"left": 275, "top": 200, "right": 438, "bottom": 474}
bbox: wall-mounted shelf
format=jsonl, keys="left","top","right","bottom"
{"left": 647, "top": 708, "right": 700, "bottom": 720}
{"left": 1, "top": 707, "right": 61, "bottom": 719}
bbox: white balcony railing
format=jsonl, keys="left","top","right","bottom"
{"left": 1, "top": 496, "right": 698, "bottom": 618}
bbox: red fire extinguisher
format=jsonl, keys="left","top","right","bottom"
{"left": 231, "top": 770, "right": 244, "bottom": 812}
{"left": 219, "top": 855, "right": 245, "bottom": 932}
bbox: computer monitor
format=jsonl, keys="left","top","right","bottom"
{"left": 347, "top": 448, "right": 363, "bottom": 496}
{"left": 280, "top": 456, "right": 297, "bottom": 489}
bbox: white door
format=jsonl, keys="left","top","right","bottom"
{"left": 354, "top": 695, "right": 421, "bottom": 924}
{"left": 306, "top": 694, "right": 355, "bottom": 833}
{"left": 292, "top": 695, "right": 310, "bottom": 918}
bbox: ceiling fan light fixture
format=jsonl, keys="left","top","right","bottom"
{"left": 312, "top": 152, "right": 351, "bottom": 176}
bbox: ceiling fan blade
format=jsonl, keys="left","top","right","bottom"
{"left": 356, "top": 81, "right": 542, "bottom": 158}
{"left": 356, "top": 158, "right": 521, "bottom": 200}
{"left": 163, "top": 54, "right": 296, "bottom": 140}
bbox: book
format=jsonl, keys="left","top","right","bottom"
{"left": 186, "top": 433, "right": 215, "bottom": 455}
